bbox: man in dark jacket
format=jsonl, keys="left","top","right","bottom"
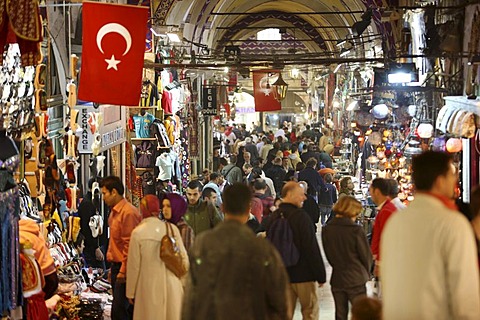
{"left": 220, "top": 155, "right": 243, "bottom": 184}
{"left": 265, "top": 181, "right": 326, "bottom": 320}
{"left": 244, "top": 137, "right": 259, "bottom": 162}
{"left": 300, "top": 144, "right": 321, "bottom": 169}
{"left": 184, "top": 180, "right": 223, "bottom": 235}
{"left": 298, "top": 158, "right": 327, "bottom": 202}
{"left": 265, "top": 157, "right": 287, "bottom": 195}
{"left": 298, "top": 181, "right": 321, "bottom": 231}
{"left": 183, "top": 183, "right": 290, "bottom": 320}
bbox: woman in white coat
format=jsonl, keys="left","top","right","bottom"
{"left": 126, "top": 195, "right": 189, "bottom": 320}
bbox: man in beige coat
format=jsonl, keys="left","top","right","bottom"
{"left": 381, "top": 151, "right": 480, "bottom": 319}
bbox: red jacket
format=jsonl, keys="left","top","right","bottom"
{"left": 371, "top": 199, "right": 397, "bottom": 260}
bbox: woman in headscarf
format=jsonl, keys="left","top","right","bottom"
{"left": 126, "top": 195, "right": 188, "bottom": 320}
{"left": 160, "top": 193, "right": 194, "bottom": 251}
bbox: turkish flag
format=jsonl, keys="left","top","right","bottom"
{"left": 253, "top": 70, "right": 282, "bottom": 112}
{"left": 78, "top": 2, "right": 148, "bottom": 106}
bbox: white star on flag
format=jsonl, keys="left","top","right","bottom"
{"left": 105, "top": 55, "right": 121, "bottom": 70}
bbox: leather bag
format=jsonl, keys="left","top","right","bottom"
{"left": 160, "top": 222, "right": 187, "bottom": 278}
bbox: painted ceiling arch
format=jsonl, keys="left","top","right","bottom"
{"left": 217, "top": 11, "right": 328, "bottom": 52}
{"left": 161, "top": 0, "right": 398, "bottom": 56}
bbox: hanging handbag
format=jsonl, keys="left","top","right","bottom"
{"left": 160, "top": 222, "right": 187, "bottom": 278}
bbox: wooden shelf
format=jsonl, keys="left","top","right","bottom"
{"left": 131, "top": 138, "right": 156, "bottom": 141}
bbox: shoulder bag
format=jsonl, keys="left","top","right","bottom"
{"left": 160, "top": 221, "right": 187, "bottom": 278}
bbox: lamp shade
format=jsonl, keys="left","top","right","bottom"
{"left": 417, "top": 123, "right": 434, "bottom": 138}
{"left": 272, "top": 72, "right": 288, "bottom": 101}
{"left": 446, "top": 138, "right": 462, "bottom": 153}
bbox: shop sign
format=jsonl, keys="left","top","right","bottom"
{"left": 76, "top": 105, "right": 127, "bottom": 154}
{"left": 78, "top": 106, "right": 95, "bottom": 154}
{"left": 236, "top": 106, "right": 255, "bottom": 114}
{"left": 102, "top": 127, "right": 126, "bottom": 149}
{"left": 202, "top": 87, "right": 218, "bottom": 116}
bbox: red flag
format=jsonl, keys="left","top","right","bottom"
{"left": 253, "top": 70, "right": 282, "bottom": 112}
{"left": 78, "top": 2, "right": 148, "bottom": 106}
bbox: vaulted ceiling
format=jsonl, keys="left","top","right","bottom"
{"left": 152, "top": 0, "right": 399, "bottom": 61}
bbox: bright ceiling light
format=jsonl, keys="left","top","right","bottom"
{"left": 166, "top": 32, "right": 181, "bottom": 43}
{"left": 336, "top": 38, "right": 347, "bottom": 47}
{"left": 291, "top": 68, "right": 299, "bottom": 78}
{"left": 388, "top": 72, "right": 413, "bottom": 84}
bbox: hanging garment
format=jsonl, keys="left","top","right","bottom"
{"left": 0, "top": 0, "right": 43, "bottom": 66}
{"left": 156, "top": 153, "right": 174, "bottom": 181}
{"left": 150, "top": 119, "right": 171, "bottom": 148}
{"left": 0, "top": 154, "right": 22, "bottom": 313}
{"left": 136, "top": 141, "right": 155, "bottom": 168}
{"left": 133, "top": 113, "right": 155, "bottom": 138}
{"left": 139, "top": 81, "right": 160, "bottom": 107}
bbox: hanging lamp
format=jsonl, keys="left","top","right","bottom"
{"left": 272, "top": 72, "right": 288, "bottom": 101}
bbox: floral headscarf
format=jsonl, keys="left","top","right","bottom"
{"left": 140, "top": 195, "right": 160, "bottom": 219}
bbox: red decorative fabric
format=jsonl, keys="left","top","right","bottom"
{"left": 27, "top": 292, "right": 49, "bottom": 320}
{"left": 252, "top": 70, "right": 282, "bottom": 112}
{"left": 78, "top": 2, "right": 148, "bottom": 105}
{"left": 0, "top": 0, "right": 42, "bottom": 66}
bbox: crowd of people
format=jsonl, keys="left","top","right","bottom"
{"left": 19, "top": 122, "right": 480, "bottom": 320}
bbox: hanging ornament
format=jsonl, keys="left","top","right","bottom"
{"left": 446, "top": 138, "right": 462, "bottom": 153}
{"left": 417, "top": 123, "right": 434, "bottom": 139}
{"left": 385, "top": 141, "right": 393, "bottom": 150}
{"left": 432, "top": 137, "right": 446, "bottom": 152}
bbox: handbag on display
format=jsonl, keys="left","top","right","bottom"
{"left": 160, "top": 221, "right": 187, "bottom": 278}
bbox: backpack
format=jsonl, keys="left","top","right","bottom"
{"left": 266, "top": 210, "right": 300, "bottom": 267}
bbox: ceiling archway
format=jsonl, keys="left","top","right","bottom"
{"left": 157, "top": 0, "right": 399, "bottom": 58}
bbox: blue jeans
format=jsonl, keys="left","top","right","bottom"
{"left": 319, "top": 205, "right": 332, "bottom": 225}
{"left": 111, "top": 263, "right": 133, "bottom": 320}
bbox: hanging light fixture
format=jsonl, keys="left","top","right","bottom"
{"left": 417, "top": 122, "right": 434, "bottom": 139}
{"left": 272, "top": 72, "right": 288, "bottom": 101}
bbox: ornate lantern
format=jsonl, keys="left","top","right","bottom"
{"left": 272, "top": 72, "right": 288, "bottom": 101}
